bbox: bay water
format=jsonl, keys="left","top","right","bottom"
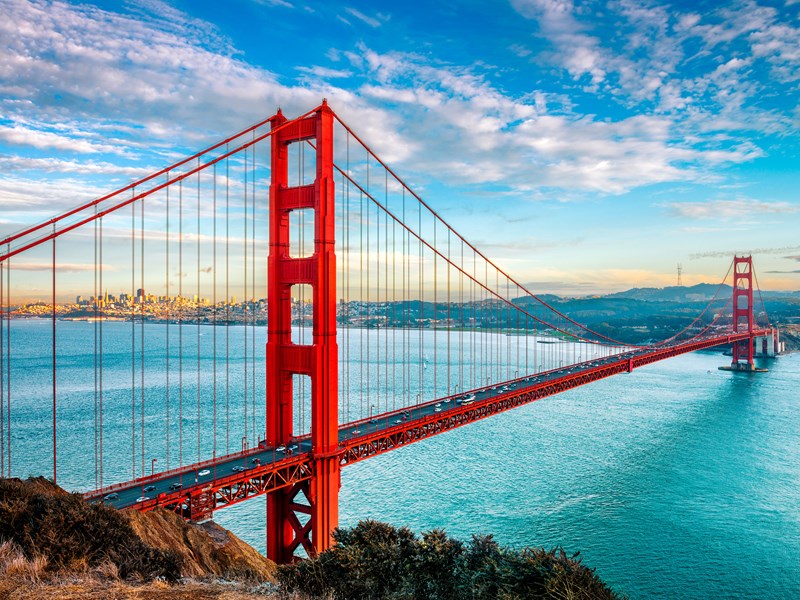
{"left": 3, "top": 320, "right": 799, "bottom": 598}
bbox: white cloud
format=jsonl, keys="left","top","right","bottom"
{"left": 511, "top": 0, "right": 607, "bottom": 85}
{"left": 0, "top": 155, "right": 154, "bottom": 176}
{"left": 344, "top": 7, "right": 383, "bottom": 28}
{"left": 354, "top": 49, "right": 761, "bottom": 194}
{"left": 0, "top": 124, "right": 131, "bottom": 155}
{"left": 0, "top": 0, "right": 786, "bottom": 217}
{"left": 667, "top": 199, "right": 800, "bottom": 219}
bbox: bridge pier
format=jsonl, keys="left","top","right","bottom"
{"left": 266, "top": 102, "right": 339, "bottom": 563}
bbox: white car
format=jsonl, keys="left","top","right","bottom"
{"left": 232, "top": 465, "right": 246, "bottom": 473}
{"left": 136, "top": 496, "right": 150, "bottom": 503}
{"left": 198, "top": 469, "right": 211, "bottom": 476}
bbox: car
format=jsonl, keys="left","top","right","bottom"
{"left": 198, "top": 469, "right": 211, "bottom": 476}
{"left": 103, "top": 492, "right": 118, "bottom": 501}
{"left": 276, "top": 445, "right": 286, "bottom": 452}
{"left": 394, "top": 419, "right": 403, "bottom": 424}
{"left": 169, "top": 483, "right": 182, "bottom": 490}
{"left": 143, "top": 485, "right": 156, "bottom": 492}
{"left": 250, "top": 458, "right": 261, "bottom": 464}
{"left": 232, "top": 465, "right": 246, "bottom": 473}
{"left": 352, "top": 429, "right": 360, "bottom": 434}
{"left": 434, "top": 403, "right": 441, "bottom": 408}
{"left": 434, "top": 407, "right": 442, "bottom": 412}
{"left": 501, "top": 385, "right": 509, "bottom": 392}
{"left": 288, "top": 444, "right": 298, "bottom": 451}
{"left": 369, "top": 418, "right": 378, "bottom": 424}
{"left": 136, "top": 496, "right": 150, "bottom": 503}
{"left": 443, "top": 398, "right": 451, "bottom": 404}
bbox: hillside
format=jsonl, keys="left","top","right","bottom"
{"left": 0, "top": 478, "right": 624, "bottom": 599}
{"left": 0, "top": 477, "right": 275, "bottom": 599}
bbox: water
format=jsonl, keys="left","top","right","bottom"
{"left": 3, "top": 320, "right": 799, "bottom": 598}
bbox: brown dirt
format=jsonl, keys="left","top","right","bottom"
{"left": 127, "top": 508, "right": 275, "bottom": 582}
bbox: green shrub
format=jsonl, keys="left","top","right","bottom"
{"left": 279, "top": 520, "right": 623, "bottom": 600}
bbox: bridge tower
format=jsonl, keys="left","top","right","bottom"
{"left": 266, "top": 102, "right": 339, "bottom": 562}
{"left": 731, "top": 255, "right": 755, "bottom": 370}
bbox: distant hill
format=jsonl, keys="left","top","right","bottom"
{"left": 509, "top": 283, "right": 800, "bottom": 344}
{"left": 605, "top": 283, "right": 732, "bottom": 303}
{"left": 604, "top": 284, "right": 800, "bottom": 303}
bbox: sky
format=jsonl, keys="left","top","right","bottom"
{"left": 0, "top": 0, "right": 799, "bottom": 296}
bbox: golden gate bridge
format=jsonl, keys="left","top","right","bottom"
{"left": 0, "top": 101, "right": 776, "bottom": 563}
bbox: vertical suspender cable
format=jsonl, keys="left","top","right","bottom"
{"left": 141, "top": 189, "right": 145, "bottom": 477}
{"left": 179, "top": 180, "right": 184, "bottom": 467}
{"left": 52, "top": 233, "right": 56, "bottom": 483}
{"left": 99, "top": 217, "right": 103, "bottom": 487}
{"left": 384, "top": 179, "right": 388, "bottom": 412}
{"left": 4, "top": 255, "right": 9, "bottom": 476}
{"left": 243, "top": 149, "right": 249, "bottom": 444}
{"left": 225, "top": 149, "right": 230, "bottom": 454}
{"left": 433, "top": 219, "right": 437, "bottom": 398}
{"left": 401, "top": 188, "right": 406, "bottom": 408}
{"left": 251, "top": 140, "right": 257, "bottom": 442}
{"left": 197, "top": 163, "right": 201, "bottom": 462}
{"left": 166, "top": 178, "right": 170, "bottom": 470}
{"left": 392, "top": 207, "right": 396, "bottom": 412}
{"left": 345, "top": 133, "right": 350, "bottom": 423}
{"left": 365, "top": 156, "right": 370, "bottom": 421}
{"left": 447, "top": 229, "right": 451, "bottom": 396}
{"left": 418, "top": 195, "right": 422, "bottom": 404}
{"left": 131, "top": 197, "right": 136, "bottom": 478}
{"left": 93, "top": 218, "right": 97, "bottom": 488}
{"left": 213, "top": 163, "right": 217, "bottom": 459}
{"left": 359, "top": 189, "right": 363, "bottom": 423}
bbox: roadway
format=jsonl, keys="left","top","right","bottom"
{"left": 96, "top": 343, "right": 681, "bottom": 510}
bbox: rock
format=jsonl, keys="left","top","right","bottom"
{"left": 126, "top": 508, "right": 275, "bottom": 582}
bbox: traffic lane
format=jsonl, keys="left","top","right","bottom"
{"left": 108, "top": 349, "right": 668, "bottom": 508}
{"left": 109, "top": 439, "right": 315, "bottom": 509}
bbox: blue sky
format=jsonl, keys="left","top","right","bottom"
{"left": 1, "top": 0, "right": 798, "bottom": 295}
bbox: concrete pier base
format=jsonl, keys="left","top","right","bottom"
{"left": 718, "top": 363, "right": 768, "bottom": 373}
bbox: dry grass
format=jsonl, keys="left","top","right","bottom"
{"left": 0, "top": 575, "right": 326, "bottom": 599}
{"left": 0, "top": 539, "right": 48, "bottom": 583}
{"left": 0, "top": 540, "right": 320, "bottom": 600}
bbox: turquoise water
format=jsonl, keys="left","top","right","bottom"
{"left": 3, "top": 320, "right": 799, "bottom": 598}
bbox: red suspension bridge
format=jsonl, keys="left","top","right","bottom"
{"left": 0, "top": 101, "right": 777, "bottom": 563}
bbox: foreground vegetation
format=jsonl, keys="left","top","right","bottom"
{"left": 279, "top": 520, "right": 623, "bottom": 600}
{"left": 1, "top": 477, "right": 622, "bottom": 599}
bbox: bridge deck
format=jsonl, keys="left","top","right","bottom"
{"left": 85, "top": 330, "right": 767, "bottom": 518}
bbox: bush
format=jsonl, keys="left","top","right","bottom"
{"left": 279, "top": 520, "right": 624, "bottom": 600}
{"left": 0, "top": 477, "right": 181, "bottom": 581}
